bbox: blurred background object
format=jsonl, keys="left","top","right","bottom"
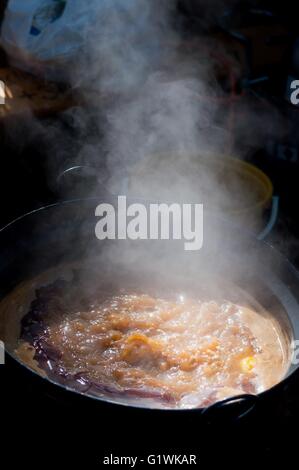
{"left": 0, "top": 0, "right": 292, "bottom": 231}
{"left": 0, "top": 66, "right": 74, "bottom": 118}
{"left": 0, "top": 1, "right": 298, "bottom": 256}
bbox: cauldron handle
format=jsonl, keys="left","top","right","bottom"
{"left": 201, "top": 393, "right": 258, "bottom": 423}
{"left": 56, "top": 165, "right": 112, "bottom": 199}
{"left": 258, "top": 196, "right": 279, "bottom": 241}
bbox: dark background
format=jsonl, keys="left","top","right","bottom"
{"left": 1, "top": 0, "right": 299, "bottom": 241}
{"left": 1, "top": 0, "right": 299, "bottom": 466}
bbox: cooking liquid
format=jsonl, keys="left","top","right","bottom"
{"left": 17, "top": 282, "right": 286, "bottom": 409}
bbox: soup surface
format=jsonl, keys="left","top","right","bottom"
{"left": 13, "top": 275, "right": 286, "bottom": 409}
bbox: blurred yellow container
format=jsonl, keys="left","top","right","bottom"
{"left": 124, "top": 154, "right": 273, "bottom": 232}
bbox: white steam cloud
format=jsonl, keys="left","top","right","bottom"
{"left": 69, "top": 0, "right": 234, "bottom": 204}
